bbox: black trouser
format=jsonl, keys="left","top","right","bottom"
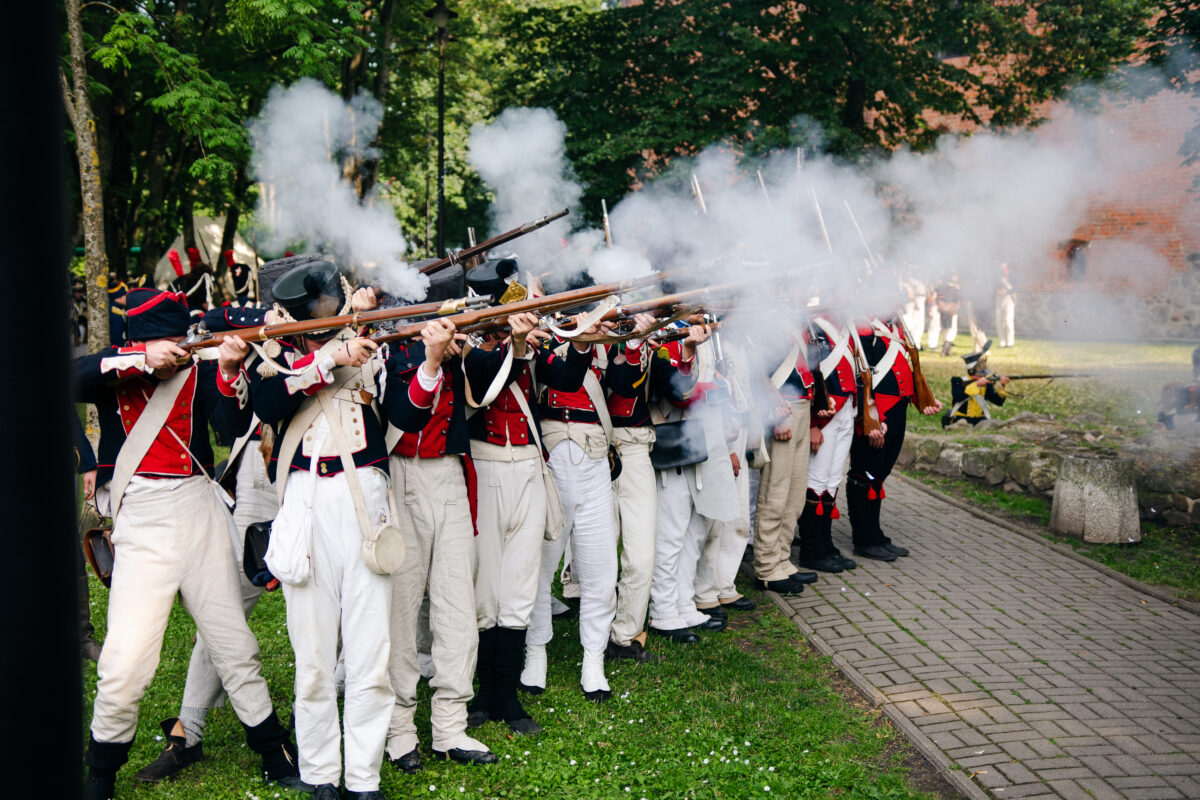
{"left": 847, "top": 399, "right": 908, "bottom": 546}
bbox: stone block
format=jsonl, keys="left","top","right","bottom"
{"left": 961, "top": 448, "right": 996, "bottom": 478}
{"left": 935, "top": 448, "right": 963, "bottom": 477}
{"left": 1050, "top": 455, "right": 1141, "bottom": 544}
{"left": 1163, "top": 509, "right": 1190, "bottom": 528}
{"left": 1031, "top": 459, "right": 1058, "bottom": 492}
{"left": 1144, "top": 465, "right": 1181, "bottom": 493}
{"left": 917, "top": 438, "right": 943, "bottom": 464}
{"left": 1008, "top": 453, "right": 1033, "bottom": 485}
{"left": 1140, "top": 492, "right": 1172, "bottom": 518}
{"left": 898, "top": 435, "right": 919, "bottom": 467}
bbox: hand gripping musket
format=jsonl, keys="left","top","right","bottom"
{"left": 419, "top": 208, "right": 569, "bottom": 275}
{"left": 178, "top": 294, "right": 495, "bottom": 354}
{"left": 854, "top": 336, "right": 884, "bottom": 437}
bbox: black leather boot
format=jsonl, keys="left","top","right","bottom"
{"left": 872, "top": 481, "right": 909, "bottom": 556}
{"left": 244, "top": 710, "right": 306, "bottom": 790}
{"left": 134, "top": 718, "right": 203, "bottom": 783}
{"left": 846, "top": 475, "right": 878, "bottom": 551}
{"left": 87, "top": 735, "right": 133, "bottom": 800}
{"left": 468, "top": 627, "right": 497, "bottom": 729}
{"left": 797, "top": 490, "right": 842, "bottom": 573}
{"left": 821, "top": 491, "right": 856, "bottom": 570}
{"left": 493, "top": 628, "right": 542, "bottom": 735}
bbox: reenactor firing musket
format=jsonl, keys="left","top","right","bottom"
{"left": 419, "top": 208, "right": 569, "bottom": 275}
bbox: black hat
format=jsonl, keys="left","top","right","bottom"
{"left": 410, "top": 260, "right": 467, "bottom": 305}
{"left": 272, "top": 259, "right": 346, "bottom": 322}
{"left": 466, "top": 258, "right": 519, "bottom": 302}
{"left": 963, "top": 340, "right": 992, "bottom": 374}
{"left": 258, "top": 253, "right": 326, "bottom": 308}
{"left": 125, "top": 287, "right": 191, "bottom": 341}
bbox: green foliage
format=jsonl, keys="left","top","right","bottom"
{"left": 492, "top": 1, "right": 1154, "bottom": 219}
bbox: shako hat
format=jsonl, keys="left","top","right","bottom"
{"left": 962, "top": 340, "right": 992, "bottom": 374}
{"left": 125, "top": 287, "right": 191, "bottom": 341}
{"left": 272, "top": 259, "right": 346, "bottom": 322}
{"left": 466, "top": 258, "right": 519, "bottom": 303}
{"left": 258, "top": 253, "right": 325, "bottom": 308}
{"left": 409, "top": 260, "right": 466, "bottom": 305}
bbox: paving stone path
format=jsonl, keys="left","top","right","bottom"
{"left": 766, "top": 476, "right": 1200, "bottom": 800}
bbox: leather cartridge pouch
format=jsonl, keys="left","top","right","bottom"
{"left": 83, "top": 526, "right": 115, "bottom": 589}
{"left": 649, "top": 418, "right": 709, "bottom": 471}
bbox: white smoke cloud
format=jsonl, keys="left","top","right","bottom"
{"left": 248, "top": 78, "right": 428, "bottom": 300}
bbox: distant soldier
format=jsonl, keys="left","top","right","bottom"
{"left": 942, "top": 341, "right": 1008, "bottom": 427}
{"left": 994, "top": 263, "right": 1016, "bottom": 348}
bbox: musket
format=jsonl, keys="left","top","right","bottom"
{"left": 986, "top": 373, "right": 1094, "bottom": 382}
{"left": 646, "top": 321, "right": 722, "bottom": 346}
{"left": 178, "top": 294, "right": 494, "bottom": 352}
{"left": 371, "top": 271, "right": 669, "bottom": 344}
{"left": 755, "top": 169, "right": 769, "bottom": 203}
{"left": 419, "top": 209, "right": 569, "bottom": 275}
{"left": 843, "top": 201, "right": 883, "bottom": 272}
{"left": 811, "top": 188, "right": 834, "bottom": 256}
{"left": 893, "top": 313, "right": 938, "bottom": 410}
{"left": 851, "top": 333, "right": 883, "bottom": 436}
{"left": 691, "top": 174, "right": 708, "bottom": 216}
{"left": 601, "top": 199, "right": 614, "bottom": 248}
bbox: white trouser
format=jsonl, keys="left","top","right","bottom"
{"left": 281, "top": 467, "right": 394, "bottom": 792}
{"left": 472, "top": 446, "right": 545, "bottom": 630}
{"left": 387, "top": 455, "right": 479, "bottom": 756}
{"left": 694, "top": 518, "right": 749, "bottom": 607}
{"left": 925, "top": 304, "right": 941, "bottom": 349}
{"left": 995, "top": 294, "right": 1015, "bottom": 347}
{"left": 530, "top": 440, "right": 617, "bottom": 654}
{"left": 181, "top": 451, "right": 279, "bottom": 716}
{"left": 610, "top": 434, "right": 657, "bottom": 646}
{"left": 649, "top": 469, "right": 710, "bottom": 630}
{"left": 807, "top": 400, "right": 856, "bottom": 495}
{"left": 908, "top": 296, "right": 926, "bottom": 348}
{"left": 92, "top": 475, "right": 272, "bottom": 744}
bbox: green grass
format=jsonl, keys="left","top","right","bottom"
{"left": 82, "top": 574, "right": 945, "bottom": 800}
{"left": 905, "top": 472, "right": 1200, "bottom": 603}
{"left": 906, "top": 333, "right": 1192, "bottom": 436}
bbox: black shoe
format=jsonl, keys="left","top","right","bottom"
{"left": 135, "top": 719, "right": 203, "bottom": 783}
{"left": 649, "top": 626, "right": 700, "bottom": 644}
{"left": 691, "top": 617, "right": 727, "bottom": 632}
{"left": 882, "top": 539, "right": 910, "bottom": 557}
{"left": 788, "top": 571, "right": 818, "bottom": 584}
{"left": 582, "top": 687, "right": 613, "bottom": 703}
{"left": 852, "top": 545, "right": 898, "bottom": 562}
{"left": 605, "top": 639, "right": 664, "bottom": 664}
{"left": 757, "top": 578, "right": 806, "bottom": 595}
{"left": 313, "top": 784, "right": 341, "bottom": 800}
{"left": 698, "top": 605, "right": 728, "bottom": 620}
{"left": 832, "top": 550, "right": 857, "bottom": 570}
{"left": 507, "top": 717, "right": 543, "bottom": 735}
{"left": 433, "top": 747, "right": 498, "bottom": 765}
{"left": 517, "top": 682, "right": 545, "bottom": 695}
{"left": 390, "top": 747, "right": 422, "bottom": 774}
{"left": 274, "top": 775, "right": 315, "bottom": 792}
{"left": 466, "top": 710, "right": 489, "bottom": 729}
{"left": 799, "top": 553, "right": 846, "bottom": 573}
{"left": 345, "top": 792, "right": 387, "bottom": 800}
{"left": 88, "top": 773, "right": 116, "bottom": 800}
{"left": 720, "top": 596, "right": 756, "bottom": 611}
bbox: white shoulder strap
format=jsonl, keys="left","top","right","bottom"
{"left": 770, "top": 334, "right": 803, "bottom": 389}
{"left": 582, "top": 369, "right": 614, "bottom": 444}
{"left": 814, "top": 318, "right": 851, "bottom": 379}
{"left": 109, "top": 367, "right": 192, "bottom": 518}
{"left": 275, "top": 367, "right": 360, "bottom": 505}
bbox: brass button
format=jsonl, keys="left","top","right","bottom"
{"left": 320, "top": 462, "right": 328, "bottom": 474}
{"left": 122, "top": 405, "right": 130, "bottom": 411}
{"left": 180, "top": 453, "right": 188, "bottom": 460}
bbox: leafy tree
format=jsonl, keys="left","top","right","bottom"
{"left": 493, "top": 1, "right": 1155, "bottom": 221}
{"left": 1145, "top": 0, "right": 1200, "bottom": 172}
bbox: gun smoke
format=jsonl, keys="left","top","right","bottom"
{"left": 249, "top": 79, "right": 428, "bottom": 301}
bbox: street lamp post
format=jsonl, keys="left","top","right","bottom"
{"left": 426, "top": 1, "right": 457, "bottom": 259}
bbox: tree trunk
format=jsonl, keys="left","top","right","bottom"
{"left": 61, "top": 0, "right": 109, "bottom": 353}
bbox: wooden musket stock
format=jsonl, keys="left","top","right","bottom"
{"left": 419, "top": 209, "right": 569, "bottom": 275}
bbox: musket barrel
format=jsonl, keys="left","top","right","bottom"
{"left": 420, "top": 208, "right": 569, "bottom": 275}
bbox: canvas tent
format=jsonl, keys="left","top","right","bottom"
{"left": 153, "top": 215, "right": 263, "bottom": 293}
